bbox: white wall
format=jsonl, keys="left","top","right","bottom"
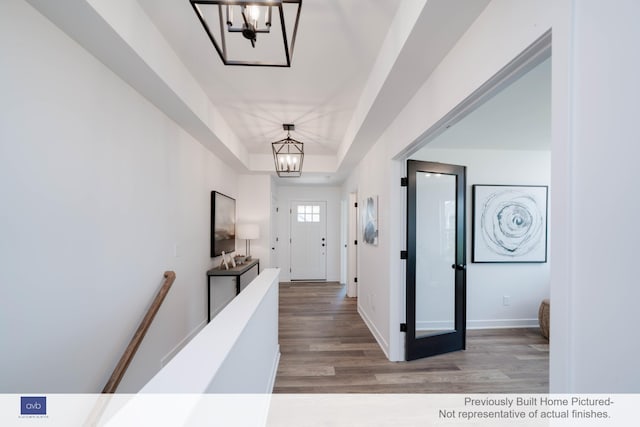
{"left": 276, "top": 185, "right": 341, "bottom": 282}
{"left": 0, "top": 0, "right": 236, "bottom": 392}
{"left": 411, "top": 149, "right": 550, "bottom": 328}
{"left": 551, "top": 0, "right": 640, "bottom": 392}
{"left": 342, "top": 140, "right": 394, "bottom": 358}
{"left": 236, "top": 175, "right": 272, "bottom": 268}
{"left": 342, "top": 0, "right": 551, "bottom": 361}
{"left": 384, "top": 0, "right": 551, "bottom": 159}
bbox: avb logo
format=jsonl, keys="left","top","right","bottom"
{"left": 20, "top": 396, "right": 46, "bottom": 415}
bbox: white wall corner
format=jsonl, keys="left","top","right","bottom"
{"left": 358, "top": 306, "right": 390, "bottom": 360}
{"left": 161, "top": 320, "right": 207, "bottom": 368}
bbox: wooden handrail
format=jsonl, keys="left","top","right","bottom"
{"left": 102, "top": 271, "right": 176, "bottom": 393}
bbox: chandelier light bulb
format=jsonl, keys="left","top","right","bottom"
{"left": 248, "top": 5, "right": 260, "bottom": 22}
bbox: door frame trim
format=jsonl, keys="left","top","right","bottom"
{"left": 393, "top": 30, "right": 551, "bottom": 361}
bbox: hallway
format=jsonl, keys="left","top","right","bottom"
{"left": 273, "top": 282, "right": 549, "bottom": 393}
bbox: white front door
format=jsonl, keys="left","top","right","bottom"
{"left": 290, "top": 201, "right": 327, "bottom": 281}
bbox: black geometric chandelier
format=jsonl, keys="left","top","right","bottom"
{"left": 189, "top": 0, "right": 302, "bottom": 67}
{"left": 272, "top": 124, "right": 304, "bottom": 177}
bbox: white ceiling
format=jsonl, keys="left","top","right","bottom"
{"left": 426, "top": 57, "right": 551, "bottom": 150}
{"left": 28, "top": 0, "right": 512, "bottom": 183}
{"left": 136, "top": 0, "right": 496, "bottom": 163}
{"left": 138, "top": 0, "right": 403, "bottom": 156}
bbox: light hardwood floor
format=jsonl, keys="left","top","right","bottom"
{"left": 273, "top": 281, "right": 549, "bottom": 393}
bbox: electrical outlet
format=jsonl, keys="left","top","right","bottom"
{"left": 503, "top": 296, "right": 510, "bottom": 306}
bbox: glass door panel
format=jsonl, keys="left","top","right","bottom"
{"left": 415, "top": 172, "right": 456, "bottom": 337}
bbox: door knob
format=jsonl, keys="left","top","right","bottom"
{"left": 451, "top": 264, "right": 466, "bottom": 270}
{"left": 322, "top": 243, "right": 325, "bottom": 247}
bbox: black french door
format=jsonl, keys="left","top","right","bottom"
{"left": 406, "top": 160, "right": 466, "bottom": 360}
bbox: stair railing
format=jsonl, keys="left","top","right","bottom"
{"left": 102, "top": 270, "right": 176, "bottom": 393}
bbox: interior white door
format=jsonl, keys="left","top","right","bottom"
{"left": 290, "top": 201, "right": 327, "bottom": 281}
{"left": 270, "top": 192, "right": 279, "bottom": 268}
{"left": 347, "top": 192, "right": 358, "bottom": 297}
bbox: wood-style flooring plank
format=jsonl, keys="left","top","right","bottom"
{"left": 274, "top": 281, "right": 549, "bottom": 393}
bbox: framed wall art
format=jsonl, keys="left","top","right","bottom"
{"left": 211, "top": 191, "right": 236, "bottom": 257}
{"left": 472, "top": 185, "right": 548, "bottom": 263}
{"left": 363, "top": 195, "right": 379, "bottom": 246}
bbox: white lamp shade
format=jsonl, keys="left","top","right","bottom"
{"left": 237, "top": 224, "right": 260, "bottom": 240}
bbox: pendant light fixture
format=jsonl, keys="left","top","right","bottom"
{"left": 272, "top": 124, "right": 304, "bottom": 177}
{"left": 189, "top": 0, "right": 302, "bottom": 67}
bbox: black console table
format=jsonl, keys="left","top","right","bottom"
{"left": 206, "top": 259, "right": 259, "bottom": 323}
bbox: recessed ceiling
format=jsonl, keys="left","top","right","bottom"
{"left": 138, "top": 0, "right": 403, "bottom": 156}
{"left": 27, "top": 0, "right": 492, "bottom": 183}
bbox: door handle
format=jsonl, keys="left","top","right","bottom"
{"left": 451, "top": 264, "right": 466, "bottom": 270}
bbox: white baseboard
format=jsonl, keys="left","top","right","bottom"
{"left": 267, "top": 345, "right": 281, "bottom": 393}
{"left": 415, "top": 319, "right": 539, "bottom": 331}
{"left": 161, "top": 320, "right": 206, "bottom": 367}
{"left": 467, "top": 318, "right": 539, "bottom": 329}
{"left": 357, "top": 305, "right": 390, "bottom": 359}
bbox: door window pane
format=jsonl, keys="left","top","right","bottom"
{"left": 297, "top": 205, "right": 321, "bottom": 222}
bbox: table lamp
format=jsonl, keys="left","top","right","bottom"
{"left": 237, "top": 224, "right": 259, "bottom": 261}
